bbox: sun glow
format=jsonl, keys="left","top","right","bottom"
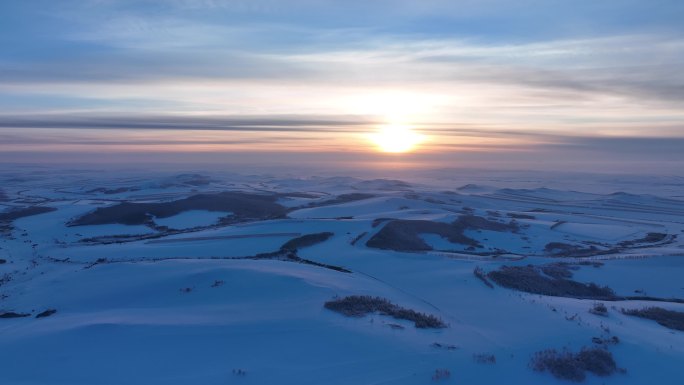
{"left": 370, "top": 123, "right": 424, "bottom": 153}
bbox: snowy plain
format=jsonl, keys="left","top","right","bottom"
{"left": 0, "top": 167, "right": 682, "bottom": 384}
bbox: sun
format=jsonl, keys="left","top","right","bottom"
{"left": 370, "top": 123, "right": 424, "bottom": 153}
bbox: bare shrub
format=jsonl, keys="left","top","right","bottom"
{"left": 530, "top": 347, "right": 617, "bottom": 382}
{"left": 592, "top": 336, "right": 620, "bottom": 346}
{"left": 576, "top": 348, "right": 617, "bottom": 376}
{"left": 232, "top": 368, "right": 246, "bottom": 376}
{"left": 431, "top": 369, "right": 451, "bottom": 381}
{"left": 473, "top": 353, "right": 496, "bottom": 364}
{"left": 589, "top": 303, "right": 608, "bottom": 316}
{"left": 431, "top": 342, "right": 458, "bottom": 350}
{"left": 324, "top": 295, "right": 446, "bottom": 329}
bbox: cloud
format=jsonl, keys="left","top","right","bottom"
{"left": 0, "top": 0, "right": 682, "bottom": 174}
{"left": 0, "top": 114, "right": 369, "bottom": 131}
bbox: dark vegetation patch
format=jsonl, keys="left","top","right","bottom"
{"left": 421, "top": 196, "right": 446, "bottom": 204}
{"left": 550, "top": 220, "right": 566, "bottom": 230}
{"left": 0, "top": 273, "right": 11, "bottom": 286}
{"left": 473, "top": 266, "right": 494, "bottom": 288}
{"left": 305, "top": 193, "right": 375, "bottom": 208}
{"left": 487, "top": 265, "right": 616, "bottom": 299}
{"left": 473, "top": 353, "right": 496, "bottom": 364}
{"left": 0, "top": 189, "right": 8, "bottom": 201}
{"left": 622, "top": 307, "right": 684, "bottom": 331}
{"left": 324, "top": 295, "right": 446, "bottom": 328}
{"left": 0, "top": 259, "right": 6, "bottom": 264}
{"left": 285, "top": 251, "right": 350, "bottom": 273}
{"left": 575, "top": 261, "right": 604, "bottom": 268}
{"left": 457, "top": 184, "right": 480, "bottom": 191}
{"left": 278, "top": 192, "right": 319, "bottom": 199}
{"left": 545, "top": 233, "right": 673, "bottom": 258}
{"left": 35, "top": 309, "right": 57, "bottom": 318}
{"left": 366, "top": 215, "right": 519, "bottom": 252}
{"left": 457, "top": 215, "right": 519, "bottom": 232}
{"left": 507, "top": 213, "right": 536, "bottom": 219}
{"left": 0, "top": 312, "right": 31, "bottom": 319}
{"left": 366, "top": 220, "right": 477, "bottom": 251}
{"left": 371, "top": 217, "right": 394, "bottom": 228}
{"left": 618, "top": 232, "right": 668, "bottom": 247}
{"left": 355, "top": 179, "right": 412, "bottom": 190}
{"left": 592, "top": 336, "right": 619, "bottom": 346}
{"left": 87, "top": 187, "right": 140, "bottom": 194}
{"left": 249, "top": 250, "right": 351, "bottom": 273}
{"left": 540, "top": 262, "right": 576, "bottom": 279}
{"left": 69, "top": 191, "right": 287, "bottom": 226}
{"left": 164, "top": 174, "right": 215, "bottom": 187}
{"left": 0, "top": 206, "right": 56, "bottom": 222}
{"left": 350, "top": 231, "right": 367, "bottom": 246}
{"left": 530, "top": 347, "right": 618, "bottom": 382}
{"left": 543, "top": 242, "right": 609, "bottom": 258}
{"left": 79, "top": 233, "right": 155, "bottom": 244}
{"left": 488, "top": 264, "right": 684, "bottom": 303}
{"left": 431, "top": 369, "right": 451, "bottom": 381}
{"left": 589, "top": 302, "right": 608, "bottom": 316}
{"left": 431, "top": 342, "right": 458, "bottom": 350}
{"left": 280, "top": 232, "right": 333, "bottom": 252}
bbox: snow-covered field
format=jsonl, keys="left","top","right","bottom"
{"left": 0, "top": 168, "right": 682, "bottom": 384}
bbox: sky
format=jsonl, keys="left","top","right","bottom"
{"left": 1, "top": 0, "right": 683, "bottom": 173}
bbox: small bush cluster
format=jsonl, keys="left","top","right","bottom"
{"left": 592, "top": 336, "right": 619, "bottom": 345}
{"left": 431, "top": 369, "right": 451, "bottom": 381}
{"left": 473, "top": 353, "right": 496, "bottom": 364}
{"left": 589, "top": 302, "right": 608, "bottom": 316}
{"left": 232, "top": 368, "right": 246, "bottom": 376}
{"left": 431, "top": 342, "right": 458, "bottom": 350}
{"left": 622, "top": 307, "right": 684, "bottom": 331}
{"left": 530, "top": 347, "right": 617, "bottom": 382}
{"left": 324, "top": 295, "right": 446, "bottom": 329}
